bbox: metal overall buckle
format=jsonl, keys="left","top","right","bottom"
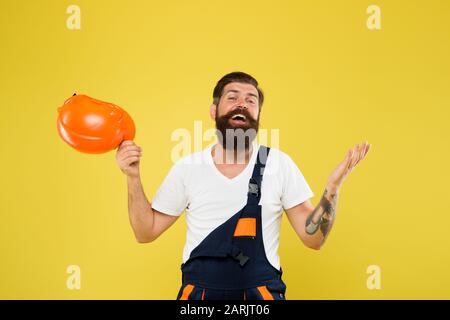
{"left": 248, "top": 178, "right": 259, "bottom": 197}
{"left": 232, "top": 250, "right": 250, "bottom": 267}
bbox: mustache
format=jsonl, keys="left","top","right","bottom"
{"left": 215, "top": 108, "right": 259, "bottom": 150}
{"left": 218, "top": 108, "right": 257, "bottom": 124}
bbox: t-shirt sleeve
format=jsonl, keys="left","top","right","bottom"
{"left": 151, "top": 161, "right": 188, "bottom": 217}
{"left": 280, "top": 153, "right": 314, "bottom": 210}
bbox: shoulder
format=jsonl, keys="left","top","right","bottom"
{"left": 168, "top": 146, "right": 211, "bottom": 174}
{"left": 263, "top": 145, "right": 295, "bottom": 167}
{"left": 257, "top": 145, "right": 297, "bottom": 178}
{"left": 176, "top": 149, "right": 207, "bottom": 165}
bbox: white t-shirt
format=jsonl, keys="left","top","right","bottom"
{"left": 151, "top": 143, "right": 314, "bottom": 271}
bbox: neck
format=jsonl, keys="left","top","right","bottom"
{"left": 212, "top": 143, "right": 253, "bottom": 165}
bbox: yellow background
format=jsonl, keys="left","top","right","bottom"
{"left": 1, "top": 0, "right": 449, "bottom": 299}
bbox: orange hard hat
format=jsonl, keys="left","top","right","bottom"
{"left": 57, "top": 94, "right": 135, "bottom": 154}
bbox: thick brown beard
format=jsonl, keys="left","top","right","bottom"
{"left": 215, "top": 108, "right": 259, "bottom": 151}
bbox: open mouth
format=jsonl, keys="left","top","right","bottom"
{"left": 229, "top": 114, "right": 247, "bottom": 125}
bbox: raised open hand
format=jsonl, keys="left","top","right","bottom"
{"left": 327, "top": 141, "right": 371, "bottom": 190}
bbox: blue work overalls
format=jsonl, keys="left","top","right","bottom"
{"left": 176, "top": 146, "right": 287, "bottom": 300}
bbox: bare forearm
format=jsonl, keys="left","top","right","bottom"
{"left": 305, "top": 184, "right": 339, "bottom": 248}
{"left": 127, "top": 175, "right": 155, "bottom": 242}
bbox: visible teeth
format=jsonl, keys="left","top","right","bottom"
{"left": 232, "top": 114, "right": 246, "bottom": 120}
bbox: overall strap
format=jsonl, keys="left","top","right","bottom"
{"left": 247, "top": 146, "right": 271, "bottom": 205}
{"left": 231, "top": 146, "right": 271, "bottom": 266}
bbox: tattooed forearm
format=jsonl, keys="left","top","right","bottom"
{"left": 305, "top": 188, "right": 339, "bottom": 238}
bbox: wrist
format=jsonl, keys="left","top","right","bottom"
{"left": 127, "top": 173, "right": 141, "bottom": 183}
{"left": 326, "top": 182, "right": 339, "bottom": 195}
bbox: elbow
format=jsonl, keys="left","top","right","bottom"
{"left": 307, "top": 242, "right": 323, "bottom": 251}
{"left": 135, "top": 236, "right": 153, "bottom": 244}
{"left": 134, "top": 231, "right": 157, "bottom": 244}
{"left": 135, "top": 235, "right": 156, "bottom": 244}
{"left": 131, "top": 221, "right": 157, "bottom": 243}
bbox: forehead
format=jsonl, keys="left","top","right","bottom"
{"left": 222, "top": 82, "right": 258, "bottom": 97}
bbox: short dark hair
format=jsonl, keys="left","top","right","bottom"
{"left": 212, "top": 71, "right": 264, "bottom": 107}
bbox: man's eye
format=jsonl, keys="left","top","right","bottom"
{"left": 228, "top": 97, "right": 237, "bottom": 100}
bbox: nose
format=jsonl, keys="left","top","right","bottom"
{"left": 236, "top": 97, "right": 248, "bottom": 109}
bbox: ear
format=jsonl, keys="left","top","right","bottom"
{"left": 209, "top": 104, "right": 217, "bottom": 120}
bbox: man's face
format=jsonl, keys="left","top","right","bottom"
{"left": 210, "top": 82, "right": 261, "bottom": 150}
{"left": 212, "top": 82, "right": 260, "bottom": 124}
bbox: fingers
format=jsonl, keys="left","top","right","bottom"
{"left": 121, "top": 150, "right": 142, "bottom": 161}
{"left": 118, "top": 140, "right": 135, "bottom": 150}
{"left": 121, "top": 145, "right": 142, "bottom": 154}
{"left": 348, "top": 144, "right": 360, "bottom": 169}
{"left": 119, "top": 149, "right": 142, "bottom": 163}
{"left": 118, "top": 140, "right": 143, "bottom": 153}
{"left": 355, "top": 141, "right": 370, "bottom": 166}
{"left": 353, "top": 143, "right": 364, "bottom": 166}
{"left": 116, "top": 140, "right": 143, "bottom": 165}
{"left": 124, "top": 156, "right": 140, "bottom": 166}
{"left": 363, "top": 142, "right": 371, "bottom": 157}
{"left": 348, "top": 141, "right": 371, "bottom": 170}
{"left": 345, "top": 149, "right": 353, "bottom": 170}
{"left": 117, "top": 140, "right": 142, "bottom": 156}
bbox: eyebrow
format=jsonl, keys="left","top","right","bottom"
{"left": 225, "top": 89, "right": 258, "bottom": 99}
